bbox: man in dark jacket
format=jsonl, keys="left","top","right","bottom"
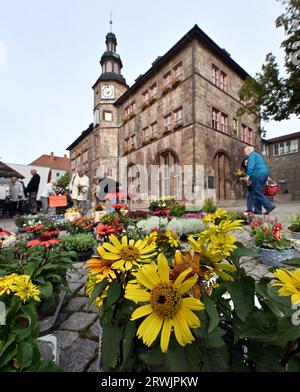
{"left": 26, "top": 169, "right": 40, "bottom": 214}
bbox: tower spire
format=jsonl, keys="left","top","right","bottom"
{"left": 109, "top": 10, "right": 113, "bottom": 33}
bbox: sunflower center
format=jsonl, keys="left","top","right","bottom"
{"left": 119, "top": 245, "right": 140, "bottom": 262}
{"left": 150, "top": 283, "right": 181, "bottom": 318}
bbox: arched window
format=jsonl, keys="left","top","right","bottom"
{"left": 154, "top": 151, "right": 179, "bottom": 197}
{"left": 113, "top": 62, "right": 119, "bottom": 74}
{"left": 106, "top": 61, "right": 113, "bottom": 73}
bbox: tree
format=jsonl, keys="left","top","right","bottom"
{"left": 57, "top": 171, "right": 70, "bottom": 189}
{"left": 238, "top": 0, "right": 300, "bottom": 122}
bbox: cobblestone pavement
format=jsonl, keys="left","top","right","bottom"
{"left": 1, "top": 202, "right": 300, "bottom": 371}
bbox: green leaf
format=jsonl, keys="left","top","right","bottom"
{"left": 101, "top": 324, "right": 122, "bottom": 371}
{"left": 277, "top": 317, "right": 300, "bottom": 343}
{"left": 202, "top": 326, "right": 226, "bottom": 349}
{"left": 202, "top": 296, "right": 220, "bottom": 334}
{"left": 225, "top": 276, "right": 255, "bottom": 322}
{"left": 200, "top": 345, "right": 229, "bottom": 372}
{"left": 38, "top": 281, "right": 53, "bottom": 299}
{"left": 88, "top": 279, "right": 108, "bottom": 306}
{"left": 33, "top": 360, "right": 63, "bottom": 372}
{"left": 231, "top": 243, "right": 259, "bottom": 258}
{"left": 24, "top": 261, "right": 38, "bottom": 277}
{"left": 282, "top": 258, "right": 300, "bottom": 267}
{"left": 121, "top": 321, "right": 136, "bottom": 369}
{"left": 16, "top": 341, "right": 33, "bottom": 369}
{"left": 240, "top": 309, "right": 277, "bottom": 342}
{"left": 103, "top": 281, "right": 121, "bottom": 309}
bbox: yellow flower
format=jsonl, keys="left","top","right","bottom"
{"left": 85, "top": 256, "right": 115, "bottom": 277}
{"left": 203, "top": 208, "right": 227, "bottom": 224}
{"left": 125, "top": 253, "right": 204, "bottom": 353}
{"left": 171, "top": 250, "right": 215, "bottom": 298}
{"left": 97, "top": 235, "right": 157, "bottom": 271}
{"left": 209, "top": 233, "right": 238, "bottom": 257}
{"left": 10, "top": 275, "right": 40, "bottom": 303}
{"left": 0, "top": 273, "right": 18, "bottom": 296}
{"left": 85, "top": 273, "right": 110, "bottom": 307}
{"left": 166, "top": 231, "right": 179, "bottom": 248}
{"left": 272, "top": 268, "right": 300, "bottom": 304}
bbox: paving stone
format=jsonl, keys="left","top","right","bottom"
{"left": 54, "top": 312, "right": 69, "bottom": 328}
{"left": 59, "top": 338, "right": 98, "bottom": 372}
{"left": 77, "top": 286, "right": 87, "bottom": 296}
{"left": 89, "top": 320, "right": 102, "bottom": 337}
{"left": 65, "top": 297, "right": 88, "bottom": 312}
{"left": 53, "top": 331, "right": 79, "bottom": 350}
{"left": 68, "top": 282, "right": 83, "bottom": 293}
{"left": 73, "top": 262, "right": 85, "bottom": 269}
{"left": 86, "top": 358, "right": 99, "bottom": 372}
{"left": 59, "top": 312, "right": 97, "bottom": 331}
{"left": 83, "top": 301, "right": 98, "bottom": 313}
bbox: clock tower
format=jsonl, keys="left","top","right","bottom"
{"left": 92, "top": 30, "right": 128, "bottom": 181}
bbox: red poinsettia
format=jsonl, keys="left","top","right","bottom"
{"left": 152, "top": 209, "right": 170, "bottom": 217}
{"left": 24, "top": 224, "right": 45, "bottom": 232}
{"left": 96, "top": 223, "right": 124, "bottom": 238}
{"left": 26, "top": 234, "right": 61, "bottom": 248}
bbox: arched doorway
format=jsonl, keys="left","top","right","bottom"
{"left": 214, "top": 152, "right": 231, "bottom": 200}
{"left": 154, "top": 151, "right": 179, "bottom": 198}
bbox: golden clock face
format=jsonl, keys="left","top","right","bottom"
{"left": 101, "top": 85, "right": 115, "bottom": 99}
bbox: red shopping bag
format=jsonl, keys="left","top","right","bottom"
{"left": 264, "top": 180, "right": 279, "bottom": 196}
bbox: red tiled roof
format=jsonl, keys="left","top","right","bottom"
{"left": 30, "top": 154, "right": 71, "bottom": 171}
{"left": 264, "top": 131, "right": 300, "bottom": 144}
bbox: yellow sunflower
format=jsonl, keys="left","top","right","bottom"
{"left": 125, "top": 253, "right": 204, "bottom": 353}
{"left": 10, "top": 275, "right": 40, "bottom": 303}
{"left": 97, "top": 235, "right": 157, "bottom": 271}
{"left": 272, "top": 268, "right": 300, "bottom": 304}
{"left": 208, "top": 233, "right": 238, "bottom": 257}
{"left": 85, "top": 256, "right": 115, "bottom": 277}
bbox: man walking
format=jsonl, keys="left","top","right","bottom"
{"left": 244, "top": 146, "right": 276, "bottom": 215}
{"left": 26, "top": 169, "right": 40, "bottom": 214}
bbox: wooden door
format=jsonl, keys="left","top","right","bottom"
{"left": 214, "top": 153, "right": 230, "bottom": 200}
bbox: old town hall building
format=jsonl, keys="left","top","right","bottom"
{"left": 67, "top": 25, "right": 260, "bottom": 204}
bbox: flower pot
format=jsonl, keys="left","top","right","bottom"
{"left": 39, "top": 290, "right": 66, "bottom": 333}
{"left": 76, "top": 249, "right": 93, "bottom": 262}
{"left": 258, "top": 247, "right": 297, "bottom": 267}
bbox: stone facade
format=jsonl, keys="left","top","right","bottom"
{"left": 263, "top": 132, "right": 300, "bottom": 200}
{"left": 67, "top": 25, "right": 261, "bottom": 204}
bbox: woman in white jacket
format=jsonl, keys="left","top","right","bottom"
{"left": 69, "top": 168, "right": 90, "bottom": 213}
{"left": 7, "top": 177, "right": 25, "bottom": 216}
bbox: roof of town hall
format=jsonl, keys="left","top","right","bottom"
{"left": 66, "top": 123, "right": 94, "bottom": 151}
{"left": 263, "top": 131, "right": 300, "bottom": 144}
{"left": 30, "top": 152, "right": 71, "bottom": 171}
{"left": 115, "top": 24, "right": 251, "bottom": 106}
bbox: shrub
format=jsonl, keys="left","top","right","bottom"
{"left": 202, "top": 198, "right": 216, "bottom": 213}
{"left": 169, "top": 204, "right": 186, "bottom": 217}
{"left": 289, "top": 215, "right": 300, "bottom": 232}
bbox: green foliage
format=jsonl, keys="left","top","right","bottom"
{"left": 56, "top": 171, "right": 70, "bottom": 189}
{"left": 202, "top": 198, "right": 216, "bottom": 213}
{"left": 238, "top": 0, "right": 300, "bottom": 121}
{"left": 169, "top": 204, "right": 186, "bottom": 217}
{"left": 60, "top": 233, "right": 96, "bottom": 252}
{"left": 289, "top": 215, "right": 300, "bottom": 232}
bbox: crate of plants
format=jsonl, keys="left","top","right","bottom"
{"left": 60, "top": 233, "right": 97, "bottom": 261}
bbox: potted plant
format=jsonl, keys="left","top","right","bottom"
{"left": 0, "top": 273, "right": 61, "bottom": 371}
{"left": 172, "top": 79, "right": 181, "bottom": 89}
{"left": 288, "top": 215, "right": 300, "bottom": 240}
{"left": 0, "top": 238, "right": 76, "bottom": 332}
{"left": 60, "top": 233, "right": 97, "bottom": 261}
{"left": 250, "top": 220, "right": 297, "bottom": 266}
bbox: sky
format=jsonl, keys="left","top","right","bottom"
{"left": 0, "top": 0, "right": 299, "bottom": 164}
